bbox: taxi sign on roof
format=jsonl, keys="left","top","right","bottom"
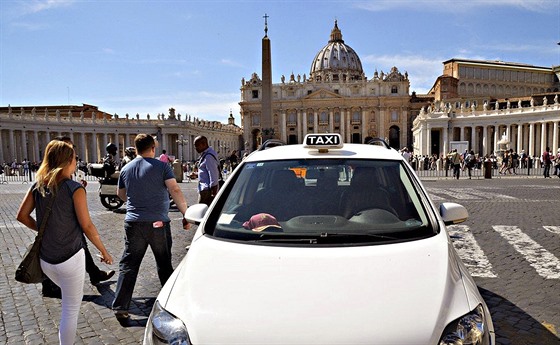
{"left": 303, "top": 133, "right": 343, "bottom": 150}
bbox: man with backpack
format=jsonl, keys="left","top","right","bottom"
{"left": 194, "top": 136, "right": 221, "bottom": 206}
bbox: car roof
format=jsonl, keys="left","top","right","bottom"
{"left": 245, "top": 143, "right": 405, "bottom": 162}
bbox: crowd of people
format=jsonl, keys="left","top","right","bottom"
{"left": 399, "top": 147, "right": 560, "bottom": 179}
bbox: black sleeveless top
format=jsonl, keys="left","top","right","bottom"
{"left": 33, "top": 179, "right": 85, "bottom": 264}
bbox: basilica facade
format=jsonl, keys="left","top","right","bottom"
{"left": 239, "top": 21, "right": 411, "bottom": 151}
{"left": 240, "top": 20, "right": 560, "bottom": 158}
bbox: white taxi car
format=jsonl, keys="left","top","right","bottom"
{"left": 144, "top": 134, "right": 495, "bottom": 345}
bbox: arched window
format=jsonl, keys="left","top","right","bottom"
{"left": 391, "top": 85, "right": 398, "bottom": 94}
{"left": 319, "top": 111, "right": 328, "bottom": 125}
{"left": 307, "top": 114, "right": 314, "bottom": 125}
{"left": 288, "top": 112, "right": 296, "bottom": 125}
{"left": 352, "top": 111, "right": 361, "bottom": 124}
{"left": 252, "top": 115, "right": 260, "bottom": 126}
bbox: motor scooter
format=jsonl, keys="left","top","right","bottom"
{"left": 88, "top": 163, "right": 124, "bottom": 210}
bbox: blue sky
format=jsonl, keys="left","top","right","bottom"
{"left": 1, "top": 0, "right": 559, "bottom": 123}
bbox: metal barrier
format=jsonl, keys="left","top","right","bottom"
{"left": 412, "top": 166, "right": 546, "bottom": 179}
{"left": 0, "top": 166, "right": 554, "bottom": 184}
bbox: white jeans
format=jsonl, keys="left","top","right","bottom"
{"left": 41, "top": 248, "right": 85, "bottom": 345}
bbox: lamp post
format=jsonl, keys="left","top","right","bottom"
{"left": 176, "top": 134, "right": 189, "bottom": 164}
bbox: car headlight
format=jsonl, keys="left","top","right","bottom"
{"left": 439, "top": 304, "right": 491, "bottom": 345}
{"left": 145, "top": 300, "right": 191, "bottom": 345}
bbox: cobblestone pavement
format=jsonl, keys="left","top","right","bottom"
{"left": 1, "top": 177, "right": 559, "bottom": 344}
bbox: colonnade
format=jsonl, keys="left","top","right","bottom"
{"left": 413, "top": 101, "right": 560, "bottom": 157}
{"left": 243, "top": 106, "right": 407, "bottom": 148}
{"left": 0, "top": 110, "right": 242, "bottom": 165}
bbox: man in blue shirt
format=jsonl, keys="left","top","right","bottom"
{"left": 112, "top": 134, "right": 189, "bottom": 320}
{"left": 194, "top": 135, "right": 221, "bottom": 206}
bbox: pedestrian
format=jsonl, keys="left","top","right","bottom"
{"left": 16, "top": 140, "right": 113, "bottom": 345}
{"left": 465, "top": 150, "right": 476, "bottom": 179}
{"left": 194, "top": 135, "right": 221, "bottom": 206}
{"left": 542, "top": 146, "right": 552, "bottom": 178}
{"left": 447, "top": 149, "right": 461, "bottom": 179}
{"left": 119, "top": 146, "right": 136, "bottom": 170}
{"left": 499, "top": 151, "right": 512, "bottom": 175}
{"left": 555, "top": 148, "right": 560, "bottom": 177}
{"left": 40, "top": 136, "right": 115, "bottom": 299}
{"left": 112, "top": 134, "right": 189, "bottom": 320}
{"left": 229, "top": 149, "right": 239, "bottom": 169}
{"left": 511, "top": 150, "right": 519, "bottom": 174}
{"left": 103, "top": 143, "right": 118, "bottom": 178}
{"left": 158, "top": 149, "right": 171, "bottom": 165}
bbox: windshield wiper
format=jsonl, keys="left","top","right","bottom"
{"left": 252, "top": 232, "right": 399, "bottom": 243}
{"left": 318, "top": 232, "right": 399, "bottom": 240}
{"left": 253, "top": 237, "right": 319, "bottom": 244}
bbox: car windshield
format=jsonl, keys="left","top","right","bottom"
{"left": 206, "top": 159, "right": 434, "bottom": 245}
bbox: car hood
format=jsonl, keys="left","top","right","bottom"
{"left": 161, "top": 233, "right": 473, "bottom": 345}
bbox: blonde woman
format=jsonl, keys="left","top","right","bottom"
{"left": 16, "top": 140, "right": 113, "bottom": 345}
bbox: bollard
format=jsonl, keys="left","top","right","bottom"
{"left": 484, "top": 160, "right": 492, "bottom": 179}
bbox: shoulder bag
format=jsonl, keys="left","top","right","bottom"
{"left": 15, "top": 192, "right": 57, "bottom": 284}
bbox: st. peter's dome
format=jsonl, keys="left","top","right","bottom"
{"left": 310, "top": 21, "right": 364, "bottom": 83}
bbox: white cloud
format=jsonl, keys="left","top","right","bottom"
{"left": 10, "top": 21, "right": 49, "bottom": 31}
{"left": 220, "top": 59, "right": 243, "bottom": 68}
{"left": 22, "top": 0, "right": 75, "bottom": 14}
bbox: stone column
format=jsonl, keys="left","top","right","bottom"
{"left": 541, "top": 122, "right": 546, "bottom": 155}
{"left": 482, "top": 125, "right": 488, "bottom": 156}
{"left": 33, "top": 131, "right": 40, "bottom": 162}
{"left": 281, "top": 110, "right": 287, "bottom": 142}
{"left": 9, "top": 129, "right": 15, "bottom": 162}
{"left": 0, "top": 130, "right": 4, "bottom": 163}
{"left": 551, "top": 121, "right": 560, "bottom": 154}
{"left": 418, "top": 124, "right": 425, "bottom": 156}
{"left": 361, "top": 109, "right": 367, "bottom": 142}
{"left": 517, "top": 124, "right": 523, "bottom": 154}
{"left": 340, "top": 109, "right": 345, "bottom": 142}
{"left": 493, "top": 127, "right": 498, "bottom": 154}
{"left": 329, "top": 109, "right": 334, "bottom": 133}
{"left": 529, "top": 123, "right": 535, "bottom": 157}
{"left": 297, "top": 110, "right": 302, "bottom": 141}
{"left": 442, "top": 126, "right": 448, "bottom": 156}
{"left": 378, "top": 108, "right": 385, "bottom": 142}
{"left": 313, "top": 110, "right": 318, "bottom": 133}
{"left": 426, "top": 125, "right": 431, "bottom": 156}
{"left": 470, "top": 127, "right": 475, "bottom": 152}
{"left": 80, "top": 132, "right": 86, "bottom": 160}
{"left": 460, "top": 126, "right": 465, "bottom": 141}
{"left": 302, "top": 110, "right": 307, "bottom": 137}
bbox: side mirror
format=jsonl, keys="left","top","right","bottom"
{"left": 440, "top": 202, "right": 468, "bottom": 225}
{"left": 184, "top": 203, "right": 209, "bottom": 225}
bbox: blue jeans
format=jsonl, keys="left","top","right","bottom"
{"left": 112, "top": 221, "right": 173, "bottom": 312}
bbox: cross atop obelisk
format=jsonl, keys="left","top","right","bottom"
{"left": 263, "top": 13, "right": 269, "bottom": 37}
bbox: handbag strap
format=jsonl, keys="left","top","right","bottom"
{"left": 37, "top": 184, "right": 60, "bottom": 238}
